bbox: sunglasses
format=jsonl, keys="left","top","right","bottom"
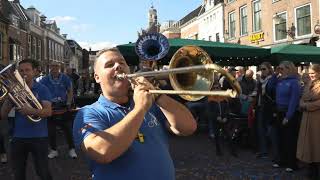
{"left": 260, "top": 68, "right": 267, "bottom": 71}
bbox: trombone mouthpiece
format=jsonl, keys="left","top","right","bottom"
{"left": 116, "top": 73, "right": 127, "bottom": 80}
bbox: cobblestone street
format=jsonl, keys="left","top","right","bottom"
{"left": 0, "top": 130, "right": 311, "bottom": 180}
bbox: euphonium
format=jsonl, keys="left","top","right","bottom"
{"left": 135, "top": 32, "right": 170, "bottom": 61}
{"left": 0, "top": 63, "right": 43, "bottom": 122}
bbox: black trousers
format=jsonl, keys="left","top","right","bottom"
{"left": 275, "top": 111, "right": 301, "bottom": 169}
{"left": 11, "top": 137, "right": 52, "bottom": 180}
{"left": 48, "top": 113, "right": 74, "bottom": 150}
{"left": 0, "top": 133, "right": 5, "bottom": 154}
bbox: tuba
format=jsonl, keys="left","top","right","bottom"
{"left": 135, "top": 32, "right": 170, "bottom": 61}
{"left": 0, "top": 63, "right": 43, "bottom": 122}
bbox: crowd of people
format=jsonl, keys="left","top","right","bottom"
{"left": 185, "top": 61, "right": 320, "bottom": 179}
{"left": 0, "top": 46, "right": 319, "bottom": 180}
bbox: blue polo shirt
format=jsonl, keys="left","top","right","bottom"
{"left": 13, "top": 81, "right": 51, "bottom": 138}
{"left": 73, "top": 95, "right": 175, "bottom": 180}
{"left": 39, "top": 73, "right": 72, "bottom": 103}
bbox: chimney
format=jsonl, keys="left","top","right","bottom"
{"left": 62, "top": 34, "right": 67, "bottom": 39}
{"left": 40, "top": 15, "right": 47, "bottom": 22}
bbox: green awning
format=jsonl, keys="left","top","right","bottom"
{"left": 271, "top": 44, "right": 320, "bottom": 64}
{"left": 117, "top": 38, "right": 270, "bottom": 66}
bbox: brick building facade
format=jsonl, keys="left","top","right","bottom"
{"left": 224, "top": 0, "right": 320, "bottom": 47}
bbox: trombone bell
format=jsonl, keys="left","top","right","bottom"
{"left": 169, "top": 46, "right": 214, "bottom": 101}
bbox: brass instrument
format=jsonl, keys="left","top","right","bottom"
{"left": 135, "top": 32, "right": 170, "bottom": 61}
{"left": 117, "top": 46, "right": 241, "bottom": 101}
{"left": 0, "top": 63, "right": 43, "bottom": 122}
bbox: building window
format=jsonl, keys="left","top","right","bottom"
{"left": 51, "top": 41, "right": 54, "bottom": 60}
{"left": 240, "top": 5, "right": 248, "bottom": 36}
{"left": 0, "top": 33, "right": 2, "bottom": 61}
{"left": 37, "top": 39, "right": 41, "bottom": 60}
{"left": 20, "top": 47, "right": 23, "bottom": 60}
{"left": 296, "top": 4, "right": 311, "bottom": 36}
{"left": 62, "top": 46, "right": 64, "bottom": 59}
{"left": 274, "top": 12, "right": 287, "bottom": 41}
{"left": 11, "top": 15, "right": 19, "bottom": 27}
{"left": 57, "top": 44, "right": 60, "bottom": 60}
{"left": 48, "top": 40, "right": 52, "bottom": 60}
{"left": 9, "top": 44, "right": 16, "bottom": 61}
{"left": 216, "top": 33, "right": 220, "bottom": 42}
{"left": 17, "top": 45, "right": 22, "bottom": 61}
{"left": 55, "top": 44, "right": 58, "bottom": 60}
{"left": 32, "top": 37, "right": 36, "bottom": 59}
{"left": 228, "top": 11, "right": 236, "bottom": 38}
{"left": 252, "top": 0, "right": 261, "bottom": 32}
{"left": 52, "top": 42, "right": 55, "bottom": 60}
{"left": 28, "top": 35, "right": 31, "bottom": 58}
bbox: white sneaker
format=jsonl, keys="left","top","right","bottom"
{"left": 285, "top": 168, "right": 293, "bottom": 172}
{"left": 48, "top": 150, "right": 59, "bottom": 159}
{"left": 209, "top": 133, "right": 215, "bottom": 139}
{"left": 68, "top": 149, "right": 77, "bottom": 159}
{"left": 272, "top": 163, "right": 280, "bottom": 168}
{"left": 0, "top": 153, "right": 7, "bottom": 164}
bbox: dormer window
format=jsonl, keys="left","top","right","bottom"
{"left": 11, "top": 14, "right": 19, "bottom": 27}
{"left": 33, "top": 14, "right": 40, "bottom": 26}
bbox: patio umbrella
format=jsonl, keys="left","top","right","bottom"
{"left": 271, "top": 44, "right": 320, "bottom": 64}
{"left": 117, "top": 38, "right": 270, "bottom": 66}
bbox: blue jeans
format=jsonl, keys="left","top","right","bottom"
{"left": 10, "top": 137, "right": 52, "bottom": 180}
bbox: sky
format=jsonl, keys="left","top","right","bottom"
{"left": 20, "top": 0, "right": 202, "bottom": 50}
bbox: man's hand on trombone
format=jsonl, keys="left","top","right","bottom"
{"left": 130, "top": 77, "right": 159, "bottom": 110}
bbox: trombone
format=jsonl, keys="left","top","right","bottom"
{"left": 117, "top": 45, "right": 241, "bottom": 101}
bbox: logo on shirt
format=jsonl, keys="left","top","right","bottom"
{"left": 146, "top": 112, "right": 160, "bottom": 128}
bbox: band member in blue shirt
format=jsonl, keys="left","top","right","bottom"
{"left": 1, "top": 59, "right": 52, "bottom": 180}
{"left": 39, "top": 62, "right": 77, "bottom": 159}
{"left": 73, "top": 47, "right": 197, "bottom": 180}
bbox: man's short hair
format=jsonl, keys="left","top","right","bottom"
{"left": 94, "top": 47, "right": 123, "bottom": 71}
{"left": 19, "top": 59, "right": 37, "bottom": 69}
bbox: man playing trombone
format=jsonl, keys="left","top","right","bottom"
{"left": 73, "top": 47, "right": 197, "bottom": 180}
{"left": 1, "top": 59, "right": 52, "bottom": 180}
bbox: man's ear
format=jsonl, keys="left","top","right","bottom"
{"left": 94, "top": 73, "right": 100, "bottom": 83}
